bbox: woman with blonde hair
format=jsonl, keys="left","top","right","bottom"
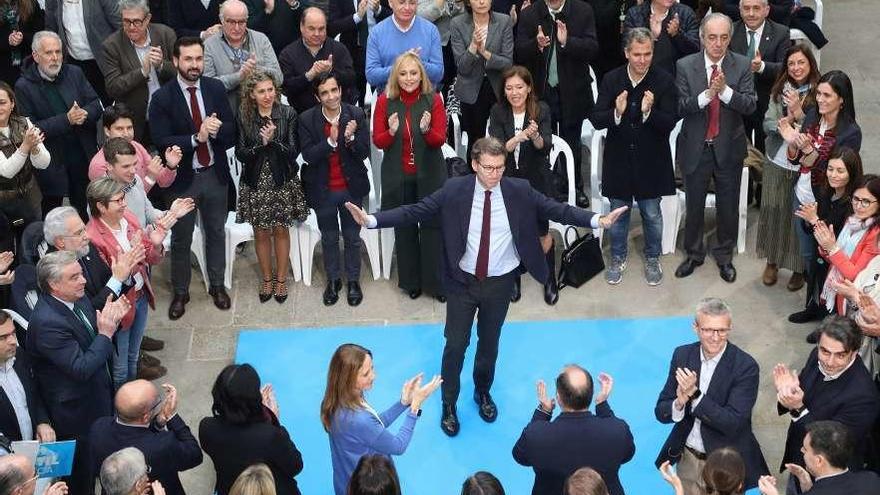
{"left": 372, "top": 52, "right": 448, "bottom": 301}
{"left": 229, "top": 464, "right": 277, "bottom": 495}
{"left": 321, "top": 343, "right": 441, "bottom": 495}
{"left": 236, "top": 70, "right": 308, "bottom": 303}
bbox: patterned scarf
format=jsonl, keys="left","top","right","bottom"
{"left": 822, "top": 216, "right": 876, "bottom": 311}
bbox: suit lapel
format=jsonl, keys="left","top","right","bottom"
{"left": 47, "top": 297, "right": 93, "bottom": 348}
{"left": 499, "top": 178, "right": 520, "bottom": 241}
{"left": 459, "top": 176, "right": 476, "bottom": 243}
{"left": 696, "top": 53, "right": 709, "bottom": 90}
{"left": 705, "top": 344, "right": 735, "bottom": 398}
{"left": 760, "top": 22, "right": 776, "bottom": 53}
{"left": 731, "top": 23, "right": 746, "bottom": 52}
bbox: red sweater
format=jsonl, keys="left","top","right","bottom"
{"left": 372, "top": 88, "right": 446, "bottom": 175}
{"left": 323, "top": 121, "right": 348, "bottom": 192}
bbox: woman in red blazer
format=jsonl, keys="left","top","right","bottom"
{"left": 814, "top": 175, "right": 880, "bottom": 316}
{"left": 85, "top": 177, "right": 168, "bottom": 389}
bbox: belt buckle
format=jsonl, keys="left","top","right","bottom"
{"left": 705, "top": 139, "right": 715, "bottom": 146}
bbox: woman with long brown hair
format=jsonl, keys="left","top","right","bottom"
{"left": 236, "top": 70, "right": 308, "bottom": 303}
{"left": 321, "top": 343, "right": 441, "bottom": 495}
{"left": 0, "top": 0, "right": 42, "bottom": 85}
{"left": 487, "top": 65, "right": 554, "bottom": 304}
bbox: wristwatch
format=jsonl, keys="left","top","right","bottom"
{"left": 688, "top": 389, "right": 702, "bottom": 402}
{"left": 789, "top": 405, "right": 806, "bottom": 418}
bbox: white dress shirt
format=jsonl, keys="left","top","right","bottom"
{"left": 743, "top": 22, "right": 766, "bottom": 73}
{"left": 671, "top": 344, "right": 727, "bottom": 454}
{"left": 62, "top": 0, "right": 95, "bottom": 61}
{"left": 697, "top": 53, "right": 734, "bottom": 109}
{"left": 177, "top": 75, "right": 215, "bottom": 168}
{"left": 102, "top": 217, "right": 144, "bottom": 290}
{"left": 0, "top": 357, "right": 33, "bottom": 441}
{"left": 458, "top": 181, "right": 521, "bottom": 277}
{"left": 131, "top": 32, "right": 160, "bottom": 104}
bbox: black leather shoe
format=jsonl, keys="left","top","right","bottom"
{"left": 440, "top": 403, "right": 459, "bottom": 437}
{"left": 576, "top": 191, "right": 590, "bottom": 209}
{"left": 789, "top": 306, "right": 824, "bottom": 324}
{"left": 168, "top": 293, "right": 189, "bottom": 320}
{"left": 208, "top": 286, "right": 231, "bottom": 310}
{"left": 806, "top": 330, "right": 819, "bottom": 344}
{"left": 674, "top": 258, "right": 703, "bottom": 278}
{"left": 140, "top": 336, "right": 164, "bottom": 351}
{"left": 544, "top": 247, "right": 559, "bottom": 305}
{"left": 718, "top": 263, "right": 737, "bottom": 283}
{"left": 511, "top": 275, "right": 521, "bottom": 303}
{"left": 474, "top": 392, "right": 497, "bottom": 423}
{"left": 408, "top": 289, "right": 422, "bottom": 300}
{"left": 347, "top": 281, "right": 363, "bottom": 306}
{"left": 323, "top": 279, "right": 342, "bottom": 306}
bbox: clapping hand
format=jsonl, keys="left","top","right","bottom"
{"left": 598, "top": 206, "right": 629, "bottom": 229}
{"left": 832, "top": 279, "right": 861, "bottom": 303}
{"left": 794, "top": 201, "right": 818, "bottom": 225}
{"left": 67, "top": 101, "right": 88, "bottom": 126}
{"left": 7, "top": 30, "right": 22, "bottom": 47}
{"left": 96, "top": 294, "right": 131, "bottom": 337}
{"left": 785, "top": 463, "right": 813, "bottom": 492}
{"left": 614, "top": 90, "right": 628, "bottom": 118}
{"left": 42, "top": 481, "right": 69, "bottom": 495}
{"left": 168, "top": 197, "right": 196, "bottom": 220}
{"left": 524, "top": 119, "right": 539, "bottom": 140}
{"left": 777, "top": 116, "right": 799, "bottom": 143}
{"left": 400, "top": 373, "right": 422, "bottom": 405}
{"left": 206, "top": 113, "right": 223, "bottom": 138}
{"left": 387, "top": 113, "right": 400, "bottom": 135}
{"left": 594, "top": 372, "right": 613, "bottom": 404}
{"left": 356, "top": 0, "right": 368, "bottom": 17}
{"left": 156, "top": 383, "right": 178, "bottom": 427}
{"left": 329, "top": 120, "right": 340, "bottom": 145}
{"left": 555, "top": 20, "right": 567, "bottom": 46}
{"left": 259, "top": 120, "right": 277, "bottom": 145}
{"left": 783, "top": 89, "right": 804, "bottom": 119}
{"left": 0, "top": 251, "right": 13, "bottom": 275}
{"left": 405, "top": 47, "right": 422, "bottom": 58}
{"left": 164, "top": 145, "right": 183, "bottom": 169}
{"left": 649, "top": 11, "right": 663, "bottom": 39}
{"left": 22, "top": 126, "right": 44, "bottom": 153}
{"left": 262, "top": 383, "right": 280, "bottom": 417}
{"left": 859, "top": 292, "right": 880, "bottom": 325}
{"left": 240, "top": 54, "right": 258, "bottom": 78}
{"left": 751, "top": 48, "right": 763, "bottom": 73}
{"left": 641, "top": 90, "right": 655, "bottom": 114}
{"left": 674, "top": 367, "right": 697, "bottom": 407}
{"left": 407, "top": 374, "right": 442, "bottom": 412}
{"left": 773, "top": 364, "right": 804, "bottom": 410}
{"left": 666, "top": 13, "right": 680, "bottom": 37}
{"left": 536, "top": 379, "right": 556, "bottom": 413}
{"left": 659, "top": 461, "right": 684, "bottom": 495}
{"left": 147, "top": 155, "right": 164, "bottom": 181}
{"left": 150, "top": 480, "right": 166, "bottom": 495}
{"left": 757, "top": 475, "right": 779, "bottom": 495}
{"left": 709, "top": 69, "right": 726, "bottom": 98}
{"left": 419, "top": 110, "right": 431, "bottom": 133}
{"left": 345, "top": 202, "right": 369, "bottom": 226}
{"left": 812, "top": 220, "right": 837, "bottom": 252}
{"left": 344, "top": 119, "right": 358, "bottom": 142}
{"left": 536, "top": 25, "right": 551, "bottom": 52}
{"left": 110, "top": 245, "right": 143, "bottom": 282}
{"left": 148, "top": 46, "right": 164, "bottom": 67}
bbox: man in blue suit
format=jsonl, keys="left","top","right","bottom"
{"left": 26, "top": 250, "right": 130, "bottom": 495}
{"left": 654, "top": 297, "right": 769, "bottom": 494}
{"left": 513, "top": 366, "right": 635, "bottom": 495}
{"left": 345, "top": 136, "right": 626, "bottom": 436}
{"left": 148, "top": 36, "right": 235, "bottom": 320}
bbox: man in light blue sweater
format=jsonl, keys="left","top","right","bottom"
{"left": 365, "top": 0, "right": 444, "bottom": 89}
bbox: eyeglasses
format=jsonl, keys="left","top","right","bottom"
{"left": 108, "top": 195, "right": 127, "bottom": 205}
{"left": 122, "top": 17, "right": 147, "bottom": 28}
{"left": 698, "top": 327, "right": 730, "bottom": 336}
{"left": 852, "top": 196, "right": 878, "bottom": 209}
{"left": 224, "top": 19, "right": 248, "bottom": 27}
{"left": 62, "top": 227, "right": 87, "bottom": 238}
{"left": 478, "top": 163, "right": 505, "bottom": 175}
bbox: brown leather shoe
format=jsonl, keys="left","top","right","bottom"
{"left": 209, "top": 286, "right": 231, "bottom": 310}
{"left": 137, "top": 364, "right": 168, "bottom": 381}
{"left": 762, "top": 263, "right": 778, "bottom": 286}
{"left": 140, "top": 335, "right": 165, "bottom": 351}
{"left": 787, "top": 272, "right": 805, "bottom": 291}
{"left": 168, "top": 293, "right": 190, "bottom": 320}
{"left": 140, "top": 352, "right": 161, "bottom": 368}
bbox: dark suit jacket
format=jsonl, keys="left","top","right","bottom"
{"left": 278, "top": 39, "right": 358, "bottom": 114}
{"left": 779, "top": 348, "right": 880, "bottom": 471}
{"left": 729, "top": 20, "right": 790, "bottom": 118}
{"left": 512, "top": 402, "right": 635, "bottom": 495}
{"left": 148, "top": 76, "right": 235, "bottom": 193}
{"left": 45, "top": 0, "right": 120, "bottom": 64}
{"left": 590, "top": 64, "right": 677, "bottom": 200}
{"left": 46, "top": 244, "right": 126, "bottom": 312}
{"left": 199, "top": 416, "right": 303, "bottom": 495}
{"left": 299, "top": 102, "right": 370, "bottom": 208}
{"left": 327, "top": 0, "right": 391, "bottom": 54}
{"left": 675, "top": 50, "right": 757, "bottom": 175}
{"left": 0, "top": 350, "right": 50, "bottom": 441}
{"left": 166, "top": 0, "right": 221, "bottom": 38}
{"left": 723, "top": 0, "right": 794, "bottom": 26}
{"left": 88, "top": 415, "right": 203, "bottom": 495}
{"left": 25, "top": 295, "right": 114, "bottom": 440}
{"left": 373, "top": 175, "right": 598, "bottom": 289}
{"left": 624, "top": 2, "right": 699, "bottom": 77}
{"left": 805, "top": 470, "right": 880, "bottom": 495}
{"left": 655, "top": 342, "right": 769, "bottom": 489}
{"left": 515, "top": 0, "right": 599, "bottom": 121}
{"left": 100, "top": 23, "right": 178, "bottom": 143}
{"left": 449, "top": 12, "right": 514, "bottom": 105}
{"left": 488, "top": 101, "right": 553, "bottom": 195}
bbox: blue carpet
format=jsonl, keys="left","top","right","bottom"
{"left": 236, "top": 317, "right": 698, "bottom": 494}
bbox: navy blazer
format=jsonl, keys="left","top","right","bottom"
{"left": 0, "top": 350, "right": 50, "bottom": 441}
{"left": 299, "top": 102, "right": 370, "bottom": 209}
{"left": 46, "top": 244, "right": 125, "bottom": 312}
{"left": 655, "top": 342, "right": 769, "bottom": 489}
{"left": 148, "top": 76, "right": 236, "bottom": 193}
{"left": 166, "top": 0, "right": 221, "bottom": 38}
{"left": 373, "top": 175, "right": 597, "bottom": 289}
{"left": 512, "top": 402, "right": 635, "bottom": 495}
{"left": 778, "top": 348, "right": 880, "bottom": 471}
{"left": 327, "top": 0, "right": 391, "bottom": 51}
{"left": 805, "top": 470, "right": 880, "bottom": 495}
{"left": 25, "top": 295, "right": 114, "bottom": 440}
{"left": 89, "top": 415, "right": 204, "bottom": 495}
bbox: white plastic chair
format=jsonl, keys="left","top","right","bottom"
{"left": 589, "top": 127, "right": 680, "bottom": 254}
{"left": 790, "top": 0, "right": 824, "bottom": 68}
{"left": 548, "top": 135, "right": 577, "bottom": 244}
{"left": 1, "top": 309, "right": 28, "bottom": 330}
{"left": 223, "top": 148, "right": 255, "bottom": 289}
{"left": 580, "top": 65, "right": 600, "bottom": 150}
{"left": 298, "top": 157, "right": 382, "bottom": 286}
{"left": 162, "top": 209, "right": 211, "bottom": 292}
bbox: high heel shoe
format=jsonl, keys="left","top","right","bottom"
{"left": 259, "top": 278, "right": 274, "bottom": 303}
{"left": 274, "top": 278, "right": 288, "bottom": 303}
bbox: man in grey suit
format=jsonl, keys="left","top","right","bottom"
{"left": 100, "top": 0, "right": 177, "bottom": 146}
{"left": 674, "top": 13, "right": 756, "bottom": 283}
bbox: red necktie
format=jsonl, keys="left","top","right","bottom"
{"left": 475, "top": 190, "right": 491, "bottom": 280}
{"left": 187, "top": 86, "right": 211, "bottom": 166}
{"left": 705, "top": 64, "right": 720, "bottom": 141}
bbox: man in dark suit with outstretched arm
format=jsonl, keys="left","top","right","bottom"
{"left": 345, "top": 136, "right": 627, "bottom": 437}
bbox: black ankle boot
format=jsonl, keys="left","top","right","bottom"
{"left": 511, "top": 275, "right": 521, "bottom": 302}
{"left": 544, "top": 244, "right": 559, "bottom": 305}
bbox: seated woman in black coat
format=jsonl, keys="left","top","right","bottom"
{"left": 199, "top": 364, "right": 304, "bottom": 495}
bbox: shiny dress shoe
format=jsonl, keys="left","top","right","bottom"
{"left": 806, "top": 330, "right": 819, "bottom": 344}
{"left": 576, "top": 191, "right": 590, "bottom": 209}
{"left": 137, "top": 363, "right": 168, "bottom": 380}
{"left": 674, "top": 258, "right": 703, "bottom": 278}
{"left": 435, "top": 295, "right": 447, "bottom": 303}
{"left": 168, "top": 293, "right": 190, "bottom": 320}
{"left": 323, "top": 279, "right": 342, "bottom": 306}
{"left": 474, "top": 392, "right": 498, "bottom": 423}
{"left": 408, "top": 289, "right": 422, "bottom": 300}
{"left": 718, "top": 263, "right": 737, "bottom": 283}
{"left": 762, "top": 263, "right": 778, "bottom": 286}
{"left": 440, "top": 403, "right": 460, "bottom": 437}
{"left": 209, "top": 286, "right": 231, "bottom": 310}
{"left": 544, "top": 280, "right": 559, "bottom": 305}
{"left": 347, "top": 281, "right": 363, "bottom": 306}
{"left": 789, "top": 305, "right": 824, "bottom": 324}
{"left": 140, "top": 336, "right": 164, "bottom": 351}
{"left": 787, "top": 272, "right": 805, "bottom": 292}
{"left": 274, "top": 278, "right": 289, "bottom": 303}
{"left": 511, "top": 275, "right": 521, "bottom": 303}
{"left": 139, "top": 352, "right": 161, "bottom": 368}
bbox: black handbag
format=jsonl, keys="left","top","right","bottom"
{"left": 557, "top": 226, "right": 604, "bottom": 289}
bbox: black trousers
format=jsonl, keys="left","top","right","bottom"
{"left": 543, "top": 85, "right": 586, "bottom": 192}
{"left": 394, "top": 176, "right": 443, "bottom": 296}
{"left": 460, "top": 77, "right": 496, "bottom": 161}
{"left": 683, "top": 143, "right": 742, "bottom": 265}
{"left": 41, "top": 162, "right": 90, "bottom": 222}
{"left": 67, "top": 57, "right": 110, "bottom": 106}
{"left": 440, "top": 270, "right": 516, "bottom": 405}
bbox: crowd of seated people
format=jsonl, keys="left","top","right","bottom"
{"left": 0, "top": 0, "right": 877, "bottom": 494}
